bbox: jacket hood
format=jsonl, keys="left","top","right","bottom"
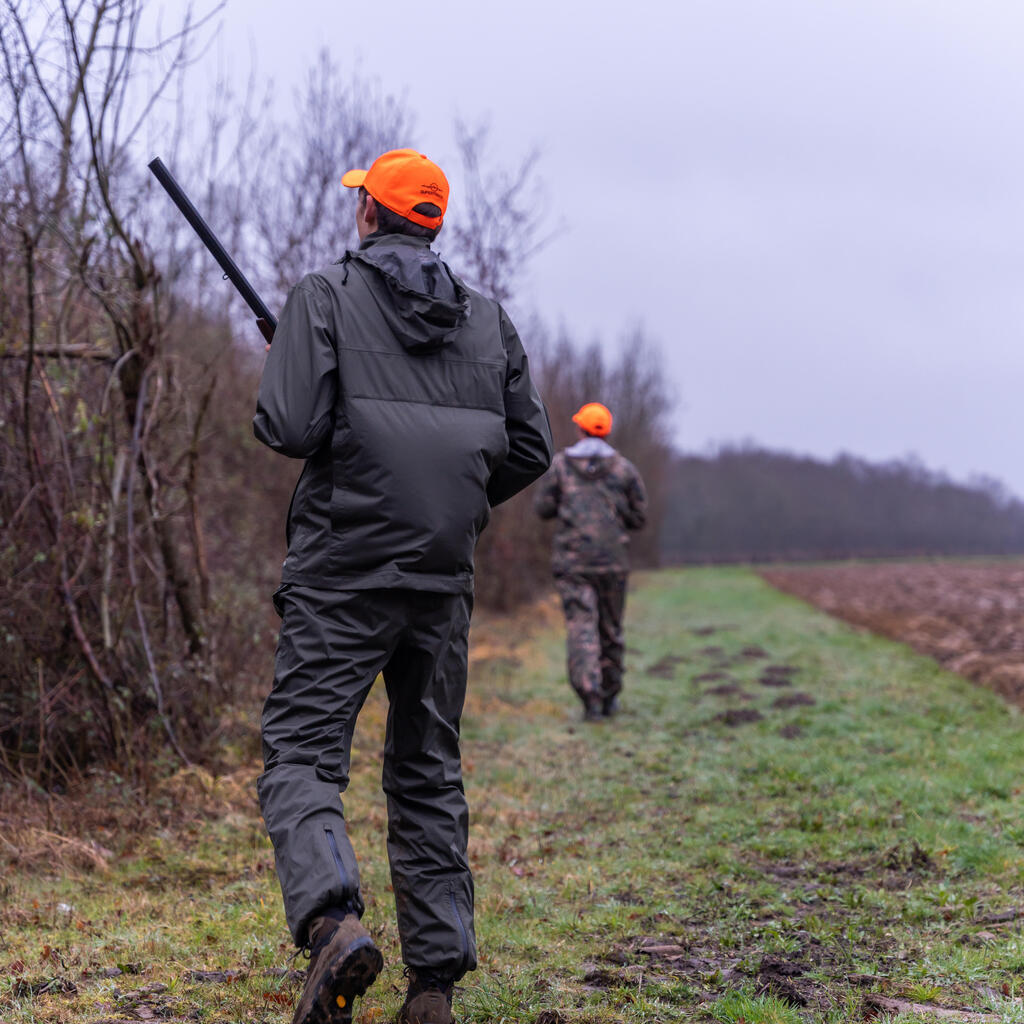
{"left": 346, "top": 233, "right": 470, "bottom": 353}
{"left": 564, "top": 437, "right": 617, "bottom": 480}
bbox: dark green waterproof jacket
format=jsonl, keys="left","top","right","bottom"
{"left": 253, "top": 233, "right": 553, "bottom": 593}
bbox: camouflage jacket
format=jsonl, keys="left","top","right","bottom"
{"left": 534, "top": 438, "right": 647, "bottom": 574}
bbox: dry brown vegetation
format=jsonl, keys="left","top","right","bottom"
{"left": 761, "top": 560, "right": 1024, "bottom": 705}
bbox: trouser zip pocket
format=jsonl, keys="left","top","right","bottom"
{"left": 324, "top": 827, "right": 349, "bottom": 890}
{"left": 448, "top": 886, "right": 470, "bottom": 968}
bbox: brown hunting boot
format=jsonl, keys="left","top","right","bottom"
{"left": 292, "top": 909, "right": 382, "bottom": 1024}
{"left": 396, "top": 968, "right": 454, "bottom": 1024}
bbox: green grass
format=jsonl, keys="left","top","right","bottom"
{"left": 4, "top": 567, "right": 1024, "bottom": 1022}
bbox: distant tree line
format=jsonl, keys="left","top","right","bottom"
{"left": 661, "top": 447, "right": 1024, "bottom": 564}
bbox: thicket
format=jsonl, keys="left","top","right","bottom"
{"left": 0, "top": 2, "right": 672, "bottom": 783}
{"left": 662, "top": 446, "right": 1024, "bottom": 564}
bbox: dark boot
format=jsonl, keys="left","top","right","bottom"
{"left": 292, "top": 909, "right": 382, "bottom": 1024}
{"left": 602, "top": 695, "right": 620, "bottom": 717}
{"left": 397, "top": 969, "right": 454, "bottom": 1024}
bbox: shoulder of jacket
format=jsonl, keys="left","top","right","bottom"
{"left": 294, "top": 267, "right": 343, "bottom": 295}
{"left": 458, "top": 281, "right": 508, "bottom": 327}
{"left": 612, "top": 452, "right": 641, "bottom": 474}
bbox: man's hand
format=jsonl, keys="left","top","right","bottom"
{"left": 257, "top": 317, "right": 275, "bottom": 348}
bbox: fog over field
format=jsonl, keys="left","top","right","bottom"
{"left": 193, "top": 0, "right": 1024, "bottom": 496}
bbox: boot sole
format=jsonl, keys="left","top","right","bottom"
{"left": 303, "top": 937, "right": 383, "bottom": 1024}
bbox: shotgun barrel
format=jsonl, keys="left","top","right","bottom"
{"left": 147, "top": 157, "right": 276, "bottom": 340}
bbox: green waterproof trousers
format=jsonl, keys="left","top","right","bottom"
{"left": 257, "top": 585, "right": 476, "bottom": 981}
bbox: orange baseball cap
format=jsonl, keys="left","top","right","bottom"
{"left": 572, "top": 402, "right": 613, "bottom": 437}
{"left": 342, "top": 149, "right": 449, "bottom": 229}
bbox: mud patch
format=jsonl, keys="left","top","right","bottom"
{"left": 717, "top": 708, "right": 764, "bottom": 726}
{"left": 741, "top": 644, "right": 769, "bottom": 659}
{"left": 778, "top": 724, "right": 804, "bottom": 739}
{"left": 772, "top": 692, "right": 816, "bottom": 709}
{"left": 693, "top": 670, "right": 731, "bottom": 682}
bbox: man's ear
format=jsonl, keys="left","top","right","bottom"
{"left": 363, "top": 194, "right": 378, "bottom": 229}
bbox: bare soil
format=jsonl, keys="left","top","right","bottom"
{"left": 760, "top": 560, "right": 1024, "bottom": 705}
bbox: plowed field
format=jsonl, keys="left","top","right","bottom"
{"left": 760, "top": 560, "right": 1024, "bottom": 705}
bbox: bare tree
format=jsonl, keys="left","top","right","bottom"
{"left": 251, "top": 50, "right": 415, "bottom": 303}
{"left": 0, "top": 0, "right": 222, "bottom": 780}
{"left": 446, "top": 119, "right": 550, "bottom": 305}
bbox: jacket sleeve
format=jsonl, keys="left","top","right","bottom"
{"left": 533, "top": 458, "right": 561, "bottom": 519}
{"left": 486, "top": 309, "right": 554, "bottom": 507}
{"left": 253, "top": 276, "right": 337, "bottom": 458}
{"left": 622, "top": 464, "right": 648, "bottom": 531}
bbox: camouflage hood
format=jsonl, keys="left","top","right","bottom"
{"left": 564, "top": 436, "right": 617, "bottom": 482}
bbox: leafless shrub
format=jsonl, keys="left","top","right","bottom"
{"left": 0, "top": 0, "right": 224, "bottom": 783}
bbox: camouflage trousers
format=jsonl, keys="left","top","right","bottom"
{"left": 553, "top": 572, "right": 628, "bottom": 711}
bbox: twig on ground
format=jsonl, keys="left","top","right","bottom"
{"left": 864, "top": 993, "right": 1000, "bottom": 1021}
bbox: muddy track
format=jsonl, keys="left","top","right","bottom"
{"left": 759, "top": 561, "right": 1024, "bottom": 706}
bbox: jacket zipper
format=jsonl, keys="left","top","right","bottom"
{"left": 448, "top": 887, "right": 470, "bottom": 968}
{"left": 324, "top": 827, "right": 348, "bottom": 889}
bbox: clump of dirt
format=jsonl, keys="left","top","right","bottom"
{"left": 706, "top": 686, "right": 752, "bottom": 701}
{"left": 756, "top": 954, "right": 812, "bottom": 1006}
{"left": 759, "top": 562, "right": 1024, "bottom": 707}
{"left": 610, "top": 889, "right": 645, "bottom": 905}
{"left": 779, "top": 724, "right": 804, "bottom": 739}
{"left": 646, "top": 654, "right": 686, "bottom": 678}
{"left": 882, "top": 839, "right": 933, "bottom": 873}
{"left": 534, "top": 1012, "right": 567, "bottom": 1024}
{"left": 772, "top": 692, "right": 816, "bottom": 709}
{"left": 581, "top": 966, "right": 621, "bottom": 990}
{"left": 759, "top": 665, "right": 798, "bottom": 688}
{"left": 717, "top": 708, "right": 764, "bottom": 726}
{"left": 741, "top": 644, "right": 769, "bottom": 659}
{"left": 693, "top": 670, "right": 731, "bottom": 682}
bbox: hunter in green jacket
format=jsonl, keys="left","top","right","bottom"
{"left": 253, "top": 149, "right": 552, "bottom": 1024}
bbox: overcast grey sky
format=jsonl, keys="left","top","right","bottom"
{"left": 199, "top": 0, "right": 1024, "bottom": 495}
